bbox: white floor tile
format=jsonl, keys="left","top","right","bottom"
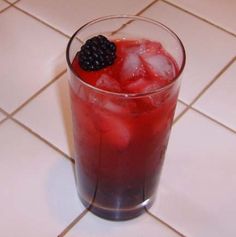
{"left": 193, "top": 61, "right": 236, "bottom": 131}
{"left": 0, "top": 111, "right": 6, "bottom": 122}
{"left": 0, "top": 7, "right": 67, "bottom": 113}
{"left": 16, "top": 0, "right": 153, "bottom": 36}
{"left": 141, "top": 1, "right": 236, "bottom": 104}
{"left": 166, "top": 0, "right": 236, "bottom": 35}
{"left": 66, "top": 212, "right": 181, "bottom": 237}
{"left": 14, "top": 74, "right": 73, "bottom": 157}
{"left": 150, "top": 109, "right": 236, "bottom": 237}
{"left": 0, "top": 119, "right": 84, "bottom": 237}
{"left": 0, "top": 0, "right": 9, "bottom": 11}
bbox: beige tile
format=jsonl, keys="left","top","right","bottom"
{"left": 141, "top": 1, "right": 236, "bottom": 104}
{"left": 16, "top": 0, "right": 154, "bottom": 36}
{"left": 193, "top": 61, "right": 236, "bottom": 131}
{"left": 150, "top": 109, "right": 236, "bottom": 237}
{"left": 166, "top": 0, "right": 236, "bottom": 35}
{"left": 0, "top": 0, "right": 9, "bottom": 11}
{"left": 0, "top": 7, "right": 67, "bottom": 113}
{"left": 6, "top": 0, "right": 18, "bottom": 3}
{"left": 0, "top": 120, "right": 84, "bottom": 237}
{"left": 0, "top": 111, "right": 6, "bottom": 122}
{"left": 66, "top": 212, "right": 182, "bottom": 237}
{"left": 14, "top": 74, "right": 73, "bottom": 157}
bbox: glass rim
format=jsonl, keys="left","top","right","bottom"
{"left": 66, "top": 14, "right": 186, "bottom": 98}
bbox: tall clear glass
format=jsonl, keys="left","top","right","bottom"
{"left": 66, "top": 15, "right": 185, "bottom": 221}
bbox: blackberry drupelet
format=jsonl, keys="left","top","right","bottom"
{"left": 78, "top": 35, "right": 116, "bottom": 71}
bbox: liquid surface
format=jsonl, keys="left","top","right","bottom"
{"left": 72, "top": 39, "right": 178, "bottom": 94}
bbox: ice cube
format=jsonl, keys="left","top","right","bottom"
{"left": 120, "top": 53, "right": 142, "bottom": 81}
{"left": 103, "top": 100, "right": 128, "bottom": 114}
{"left": 124, "top": 77, "right": 161, "bottom": 93}
{"left": 124, "top": 77, "right": 149, "bottom": 93}
{"left": 96, "top": 74, "right": 121, "bottom": 92}
{"left": 106, "top": 117, "right": 131, "bottom": 149}
{"left": 96, "top": 111, "right": 131, "bottom": 149}
{"left": 143, "top": 80, "right": 161, "bottom": 93}
{"left": 128, "top": 41, "right": 146, "bottom": 55}
{"left": 144, "top": 40, "right": 162, "bottom": 54}
{"left": 142, "top": 54, "right": 176, "bottom": 79}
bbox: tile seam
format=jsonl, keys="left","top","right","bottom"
{"left": 0, "top": 107, "right": 9, "bottom": 116}
{"left": 10, "top": 69, "right": 67, "bottom": 116}
{"left": 104, "top": 0, "right": 160, "bottom": 38}
{"left": 12, "top": 4, "right": 71, "bottom": 39}
{"left": 177, "top": 99, "right": 188, "bottom": 106}
{"left": 162, "top": 0, "right": 236, "bottom": 38}
{"left": 57, "top": 209, "right": 89, "bottom": 237}
{"left": 189, "top": 106, "right": 236, "bottom": 134}
{"left": 6, "top": 0, "right": 236, "bottom": 39}
{"left": 173, "top": 56, "right": 236, "bottom": 127}
{"left": 11, "top": 117, "right": 74, "bottom": 163}
{"left": 190, "top": 56, "right": 236, "bottom": 106}
{"left": 136, "top": 0, "right": 160, "bottom": 16}
{"left": 3, "top": 0, "right": 20, "bottom": 4}
{"left": 0, "top": 3, "right": 11, "bottom": 13}
{"left": 0, "top": 117, "right": 9, "bottom": 126}
{"left": 146, "top": 210, "right": 187, "bottom": 237}
{"left": 173, "top": 101, "right": 236, "bottom": 136}
{"left": 0, "top": 108, "right": 10, "bottom": 125}
{"left": 12, "top": 0, "right": 159, "bottom": 40}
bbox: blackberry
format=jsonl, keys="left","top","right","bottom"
{"left": 77, "top": 35, "right": 116, "bottom": 71}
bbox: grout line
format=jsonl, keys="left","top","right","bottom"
{"left": 177, "top": 99, "right": 188, "bottom": 107}
{"left": 12, "top": 0, "right": 21, "bottom": 5}
{"left": 0, "top": 117, "right": 9, "bottom": 126}
{"left": 0, "top": 108, "right": 11, "bottom": 125}
{"left": 0, "top": 107, "right": 10, "bottom": 116}
{"left": 190, "top": 106, "right": 236, "bottom": 134}
{"left": 136, "top": 0, "right": 159, "bottom": 16}
{"left": 57, "top": 209, "right": 89, "bottom": 237}
{"left": 109, "top": 0, "right": 160, "bottom": 37}
{"left": 0, "top": 3, "right": 11, "bottom": 13}
{"left": 146, "top": 210, "right": 187, "bottom": 237}
{"left": 173, "top": 56, "right": 236, "bottom": 129}
{"left": 173, "top": 106, "right": 189, "bottom": 124}
{"left": 12, "top": 4, "right": 71, "bottom": 39}
{"left": 162, "top": 0, "right": 236, "bottom": 38}
{"left": 11, "top": 117, "right": 74, "bottom": 163}
{"left": 10, "top": 69, "right": 67, "bottom": 116}
{"left": 189, "top": 56, "right": 236, "bottom": 106}
{"left": 3, "top": 0, "right": 20, "bottom": 4}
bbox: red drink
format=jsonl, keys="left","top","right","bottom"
{"left": 66, "top": 16, "right": 185, "bottom": 221}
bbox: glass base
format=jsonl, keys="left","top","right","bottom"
{"left": 80, "top": 196, "right": 154, "bottom": 221}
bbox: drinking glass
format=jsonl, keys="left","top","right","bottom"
{"left": 66, "top": 15, "right": 185, "bottom": 221}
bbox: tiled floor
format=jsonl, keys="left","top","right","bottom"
{"left": 15, "top": 0, "right": 154, "bottom": 36}
{"left": 0, "top": 0, "right": 9, "bottom": 11}
{"left": 166, "top": 0, "right": 236, "bottom": 36}
{"left": 193, "top": 60, "right": 236, "bottom": 131}
{"left": 0, "top": 111, "right": 6, "bottom": 123}
{"left": 0, "top": 0, "right": 235, "bottom": 236}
